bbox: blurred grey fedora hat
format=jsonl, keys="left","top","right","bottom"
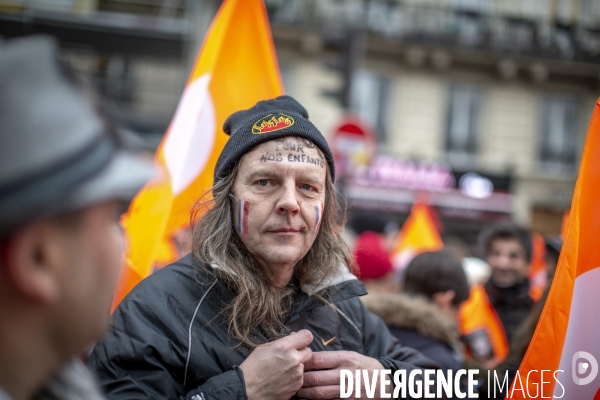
{"left": 0, "top": 35, "right": 154, "bottom": 236}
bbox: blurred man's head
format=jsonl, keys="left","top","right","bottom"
{"left": 479, "top": 224, "right": 532, "bottom": 288}
{"left": 402, "top": 249, "right": 470, "bottom": 318}
{"left": 0, "top": 36, "right": 153, "bottom": 399}
{"left": 1, "top": 203, "right": 125, "bottom": 356}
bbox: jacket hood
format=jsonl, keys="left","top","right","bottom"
{"left": 303, "top": 263, "right": 358, "bottom": 294}
{"left": 361, "top": 292, "right": 460, "bottom": 347}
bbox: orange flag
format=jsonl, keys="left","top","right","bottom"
{"left": 112, "top": 0, "right": 283, "bottom": 310}
{"left": 528, "top": 232, "right": 547, "bottom": 302}
{"left": 509, "top": 99, "right": 600, "bottom": 400}
{"left": 391, "top": 201, "right": 443, "bottom": 269}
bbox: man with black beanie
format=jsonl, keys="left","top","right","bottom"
{"left": 89, "top": 96, "right": 436, "bottom": 400}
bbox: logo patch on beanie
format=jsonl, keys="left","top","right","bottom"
{"left": 251, "top": 113, "right": 294, "bottom": 134}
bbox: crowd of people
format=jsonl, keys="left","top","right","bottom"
{"left": 0, "top": 35, "right": 562, "bottom": 400}
{"left": 351, "top": 214, "right": 562, "bottom": 399}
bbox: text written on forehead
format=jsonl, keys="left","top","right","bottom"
{"left": 288, "top": 153, "right": 324, "bottom": 168}
{"left": 276, "top": 139, "right": 304, "bottom": 153}
{"left": 259, "top": 152, "right": 324, "bottom": 168}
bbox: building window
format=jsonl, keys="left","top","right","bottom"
{"left": 351, "top": 69, "right": 389, "bottom": 145}
{"left": 445, "top": 84, "right": 482, "bottom": 159}
{"left": 539, "top": 94, "right": 579, "bottom": 168}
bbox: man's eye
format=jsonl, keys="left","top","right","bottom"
{"left": 257, "top": 179, "right": 270, "bottom": 186}
{"left": 300, "top": 184, "right": 313, "bottom": 191}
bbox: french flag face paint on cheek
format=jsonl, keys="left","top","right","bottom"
{"left": 238, "top": 200, "right": 249, "bottom": 235}
{"left": 313, "top": 203, "right": 323, "bottom": 235}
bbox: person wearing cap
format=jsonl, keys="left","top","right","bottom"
{"left": 88, "top": 96, "right": 436, "bottom": 400}
{"left": 0, "top": 36, "right": 153, "bottom": 400}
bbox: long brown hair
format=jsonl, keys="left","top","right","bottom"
{"left": 191, "top": 139, "right": 353, "bottom": 348}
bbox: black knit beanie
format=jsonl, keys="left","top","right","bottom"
{"left": 214, "top": 95, "right": 335, "bottom": 183}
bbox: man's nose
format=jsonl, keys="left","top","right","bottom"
{"left": 494, "top": 254, "right": 512, "bottom": 269}
{"left": 275, "top": 182, "right": 300, "bottom": 216}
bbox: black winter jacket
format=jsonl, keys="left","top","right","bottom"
{"left": 88, "top": 255, "right": 437, "bottom": 400}
{"left": 484, "top": 279, "right": 534, "bottom": 343}
{"left": 388, "top": 328, "right": 461, "bottom": 373}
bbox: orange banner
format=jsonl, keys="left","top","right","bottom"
{"left": 509, "top": 99, "right": 600, "bottom": 399}
{"left": 112, "top": 0, "right": 283, "bottom": 310}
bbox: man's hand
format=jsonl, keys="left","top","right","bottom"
{"left": 298, "top": 351, "right": 391, "bottom": 399}
{"left": 239, "top": 330, "right": 313, "bottom": 400}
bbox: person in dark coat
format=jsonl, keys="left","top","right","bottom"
{"left": 363, "top": 250, "right": 470, "bottom": 374}
{"left": 478, "top": 236, "right": 562, "bottom": 399}
{"left": 88, "top": 96, "right": 437, "bottom": 400}
{"left": 479, "top": 224, "right": 535, "bottom": 344}
{"left": 0, "top": 36, "right": 153, "bottom": 400}
{"left": 459, "top": 224, "right": 535, "bottom": 368}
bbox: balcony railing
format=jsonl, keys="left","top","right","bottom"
{"left": 267, "top": 0, "right": 600, "bottom": 63}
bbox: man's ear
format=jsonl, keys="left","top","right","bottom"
{"left": 433, "top": 290, "right": 456, "bottom": 309}
{"left": 2, "top": 222, "right": 63, "bottom": 303}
